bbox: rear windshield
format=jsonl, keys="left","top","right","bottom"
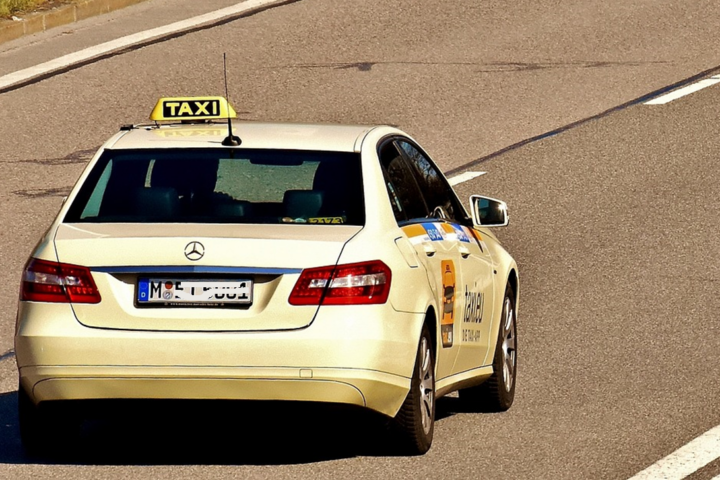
{"left": 64, "top": 148, "right": 364, "bottom": 225}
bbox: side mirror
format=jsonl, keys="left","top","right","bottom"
{"left": 469, "top": 195, "right": 509, "bottom": 227}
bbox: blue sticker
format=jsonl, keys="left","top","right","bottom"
{"left": 453, "top": 225, "right": 471, "bottom": 243}
{"left": 138, "top": 278, "right": 149, "bottom": 302}
{"left": 422, "top": 223, "right": 444, "bottom": 242}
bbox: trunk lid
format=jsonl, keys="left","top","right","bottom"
{"left": 54, "top": 223, "right": 361, "bottom": 331}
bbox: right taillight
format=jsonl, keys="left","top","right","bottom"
{"left": 289, "top": 260, "right": 391, "bottom": 306}
{"left": 21, "top": 258, "right": 101, "bottom": 304}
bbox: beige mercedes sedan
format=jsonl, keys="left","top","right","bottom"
{"left": 15, "top": 97, "right": 519, "bottom": 455}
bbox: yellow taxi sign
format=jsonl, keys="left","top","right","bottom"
{"left": 150, "top": 97, "right": 237, "bottom": 121}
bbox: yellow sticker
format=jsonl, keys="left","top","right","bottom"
{"left": 440, "top": 223, "right": 455, "bottom": 234}
{"left": 308, "top": 217, "right": 345, "bottom": 224}
{"left": 441, "top": 260, "right": 455, "bottom": 348}
{"left": 401, "top": 224, "right": 426, "bottom": 238}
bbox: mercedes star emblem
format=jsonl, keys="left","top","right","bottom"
{"left": 184, "top": 241, "right": 205, "bottom": 261}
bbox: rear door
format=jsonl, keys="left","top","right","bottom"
{"left": 378, "top": 139, "right": 461, "bottom": 380}
{"left": 447, "top": 225, "right": 496, "bottom": 371}
{"left": 395, "top": 139, "right": 495, "bottom": 373}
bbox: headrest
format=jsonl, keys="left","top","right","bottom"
{"left": 131, "top": 187, "right": 179, "bottom": 218}
{"left": 151, "top": 159, "right": 219, "bottom": 194}
{"left": 214, "top": 200, "right": 252, "bottom": 217}
{"left": 283, "top": 190, "right": 324, "bottom": 218}
{"left": 313, "top": 162, "right": 347, "bottom": 192}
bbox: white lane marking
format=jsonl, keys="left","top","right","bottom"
{"left": 0, "top": 0, "right": 288, "bottom": 90}
{"left": 447, "top": 171, "right": 486, "bottom": 186}
{"left": 628, "top": 424, "right": 720, "bottom": 480}
{"left": 644, "top": 75, "right": 720, "bottom": 105}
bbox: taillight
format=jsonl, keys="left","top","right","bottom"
{"left": 21, "top": 258, "right": 101, "bottom": 304}
{"left": 289, "top": 260, "right": 391, "bottom": 306}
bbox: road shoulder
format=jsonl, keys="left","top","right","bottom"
{"left": 0, "top": 0, "right": 149, "bottom": 45}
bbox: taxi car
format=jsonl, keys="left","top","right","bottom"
{"left": 15, "top": 97, "right": 519, "bottom": 455}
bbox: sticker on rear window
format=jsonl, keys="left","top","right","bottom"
{"left": 308, "top": 216, "right": 345, "bottom": 224}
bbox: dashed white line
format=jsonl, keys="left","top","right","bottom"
{"left": 447, "top": 171, "right": 486, "bottom": 186}
{"left": 644, "top": 75, "right": 720, "bottom": 105}
{"left": 0, "top": 0, "right": 290, "bottom": 91}
{"left": 628, "top": 424, "right": 720, "bottom": 480}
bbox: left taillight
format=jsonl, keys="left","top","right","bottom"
{"left": 21, "top": 258, "right": 101, "bottom": 304}
{"left": 289, "top": 260, "right": 391, "bottom": 306}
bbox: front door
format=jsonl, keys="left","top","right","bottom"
{"left": 451, "top": 226, "right": 496, "bottom": 371}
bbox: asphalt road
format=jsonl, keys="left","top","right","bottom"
{"left": 1, "top": 0, "right": 720, "bottom": 478}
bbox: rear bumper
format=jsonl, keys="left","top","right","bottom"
{"left": 15, "top": 302, "right": 425, "bottom": 417}
{"left": 20, "top": 366, "right": 408, "bottom": 417}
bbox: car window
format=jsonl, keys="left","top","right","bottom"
{"left": 397, "top": 140, "right": 465, "bottom": 222}
{"left": 65, "top": 149, "right": 364, "bottom": 225}
{"left": 379, "top": 141, "right": 429, "bottom": 223}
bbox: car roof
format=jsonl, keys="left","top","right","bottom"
{"left": 108, "top": 122, "right": 379, "bottom": 153}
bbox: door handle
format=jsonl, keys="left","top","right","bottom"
{"left": 459, "top": 245, "right": 471, "bottom": 258}
{"left": 422, "top": 243, "right": 436, "bottom": 256}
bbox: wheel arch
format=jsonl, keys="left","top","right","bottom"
{"left": 424, "top": 305, "right": 438, "bottom": 360}
{"left": 507, "top": 268, "right": 519, "bottom": 309}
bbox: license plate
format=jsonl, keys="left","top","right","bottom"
{"left": 137, "top": 278, "right": 253, "bottom": 305}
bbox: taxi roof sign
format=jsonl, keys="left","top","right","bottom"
{"left": 150, "top": 97, "right": 237, "bottom": 121}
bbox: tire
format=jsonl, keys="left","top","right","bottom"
{"left": 390, "top": 324, "right": 435, "bottom": 455}
{"left": 18, "top": 386, "right": 79, "bottom": 457}
{"left": 460, "top": 285, "right": 517, "bottom": 411}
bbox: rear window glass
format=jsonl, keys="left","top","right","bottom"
{"left": 64, "top": 149, "right": 364, "bottom": 225}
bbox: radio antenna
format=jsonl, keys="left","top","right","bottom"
{"left": 221, "top": 53, "right": 241, "bottom": 146}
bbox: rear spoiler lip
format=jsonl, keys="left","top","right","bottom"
{"left": 90, "top": 266, "right": 303, "bottom": 275}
